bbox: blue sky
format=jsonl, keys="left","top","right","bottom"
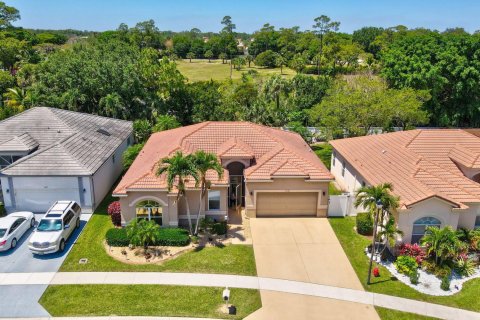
{"left": 10, "top": 0, "right": 480, "bottom": 33}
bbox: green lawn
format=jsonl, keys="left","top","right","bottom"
{"left": 375, "top": 307, "right": 438, "bottom": 320}
{"left": 311, "top": 143, "right": 333, "bottom": 169}
{"left": 62, "top": 195, "right": 256, "bottom": 275}
{"left": 329, "top": 217, "right": 480, "bottom": 312}
{"left": 40, "top": 285, "right": 261, "bottom": 319}
{"left": 177, "top": 59, "right": 297, "bottom": 82}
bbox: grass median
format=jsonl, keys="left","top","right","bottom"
{"left": 40, "top": 284, "right": 261, "bottom": 319}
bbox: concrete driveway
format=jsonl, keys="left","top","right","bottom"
{"left": 0, "top": 213, "right": 91, "bottom": 318}
{"left": 247, "top": 218, "right": 379, "bottom": 320}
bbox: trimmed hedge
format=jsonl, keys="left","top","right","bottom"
{"left": 106, "top": 228, "right": 129, "bottom": 247}
{"left": 356, "top": 212, "right": 373, "bottom": 235}
{"left": 105, "top": 227, "right": 190, "bottom": 247}
{"left": 156, "top": 228, "right": 190, "bottom": 246}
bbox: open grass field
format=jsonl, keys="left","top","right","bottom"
{"left": 61, "top": 194, "right": 257, "bottom": 275}
{"left": 176, "top": 58, "right": 297, "bottom": 82}
{"left": 329, "top": 217, "right": 480, "bottom": 313}
{"left": 40, "top": 285, "right": 261, "bottom": 319}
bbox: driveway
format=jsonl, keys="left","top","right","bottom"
{"left": 246, "top": 218, "right": 379, "bottom": 320}
{"left": 0, "top": 213, "right": 91, "bottom": 318}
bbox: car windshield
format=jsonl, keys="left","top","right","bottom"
{"left": 0, "top": 228, "right": 6, "bottom": 238}
{"left": 37, "top": 219, "right": 62, "bottom": 232}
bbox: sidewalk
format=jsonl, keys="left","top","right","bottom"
{"left": 1, "top": 272, "right": 479, "bottom": 320}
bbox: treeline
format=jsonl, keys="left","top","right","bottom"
{"left": 1, "top": 1, "right": 480, "bottom": 138}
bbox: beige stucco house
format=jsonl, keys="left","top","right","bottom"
{"left": 113, "top": 122, "right": 333, "bottom": 226}
{"left": 330, "top": 129, "right": 480, "bottom": 244}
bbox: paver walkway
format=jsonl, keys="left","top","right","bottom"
{"left": 1, "top": 272, "right": 479, "bottom": 320}
{"left": 248, "top": 218, "right": 379, "bottom": 320}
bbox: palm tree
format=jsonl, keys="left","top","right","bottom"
{"left": 421, "top": 226, "right": 466, "bottom": 266}
{"left": 192, "top": 150, "right": 224, "bottom": 235}
{"left": 3, "top": 87, "right": 31, "bottom": 114}
{"left": 263, "top": 75, "right": 290, "bottom": 109}
{"left": 355, "top": 183, "right": 399, "bottom": 284}
{"left": 378, "top": 217, "right": 403, "bottom": 255}
{"left": 156, "top": 151, "right": 199, "bottom": 234}
{"left": 355, "top": 182, "right": 399, "bottom": 221}
{"left": 126, "top": 219, "right": 159, "bottom": 249}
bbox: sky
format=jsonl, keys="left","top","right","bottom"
{"left": 10, "top": 0, "right": 480, "bottom": 33}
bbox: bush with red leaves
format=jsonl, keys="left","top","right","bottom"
{"left": 107, "top": 201, "right": 122, "bottom": 227}
{"left": 399, "top": 243, "right": 426, "bottom": 265}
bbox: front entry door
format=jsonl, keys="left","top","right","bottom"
{"left": 229, "top": 175, "right": 244, "bottom": 207}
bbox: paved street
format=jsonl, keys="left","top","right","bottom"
{"left": 0, "top": 213, "right": 92, "bottom": 318}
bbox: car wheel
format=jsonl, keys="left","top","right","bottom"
{"left": 11, "top": 238, "right": 17, "bottom": 249}
{"left": 76, "top": 218, "right": 80, "bottom": 228}
{"left": 59, "top": 239, "right": 65, "bottom": 252}
{"left": 30, "top": 218, "right": 35, "bottom": 228}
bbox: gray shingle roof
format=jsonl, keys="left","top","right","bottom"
{"left": 0, "top": 107, "right": 132, "bottom": 176}
{"left": 0, "top": 133, "right": 39, "bottom": 153}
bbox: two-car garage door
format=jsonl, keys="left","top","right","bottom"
{"left": 256, "top": 192, "right": 318, "bottom": 217}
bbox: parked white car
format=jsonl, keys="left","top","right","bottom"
{"left": 28, "top": 201, "right": 81, "bottom": 255}
{"left": 0, "top": 211, "right": 35, "bottom": 252}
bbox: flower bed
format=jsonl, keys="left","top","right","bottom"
{"left": 366, "top": 249, "right": 480, "bottom": 296}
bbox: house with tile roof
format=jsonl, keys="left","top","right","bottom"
{"left": 113, "top": 122, "right": 333, "bottom": 226}
{"left": 0, "top": 107, "right": 133, "bottom": 213}
{"left": 330, "top": 129, "right": 480, "bottom": 243}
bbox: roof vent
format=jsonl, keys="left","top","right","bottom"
{"left": 97, "top": 128, "right": 111, "bottom": 136}
{"left": 382, "top": 150, "right": 387, "bottom": 154}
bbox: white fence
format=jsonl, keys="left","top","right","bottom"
{"left": 328, "top": 194, "right": 357, "bottom": 217}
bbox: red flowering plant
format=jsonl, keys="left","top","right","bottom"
{"left": 399, "top": 243, "right": 426, "bottom": 265}
{"left": 107, "top": 201, "right": 122, "bottom": 227}
{"left": 373, "top": 267, "right": 380, "bottom": 277}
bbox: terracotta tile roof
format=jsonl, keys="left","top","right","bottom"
{"left": 330, "top": 129, "right": 480, "bottom": 209}
{"left": 114, "top": 122, "right": 333, "bottom": 195}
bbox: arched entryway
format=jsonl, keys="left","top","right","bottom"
{"left": 227, "top": 162, "right": 245, "bottom": 207}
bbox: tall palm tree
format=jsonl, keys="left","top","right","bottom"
{"left": 156, "top": 151, "right": 199, "bottom": 234}
{"left": 192, "top": 150, "right": 224, "bottom": 235}
{"left": 355, "top": 182, "right": 399, "bottom": 284}
{"left": 422, "top": 226, "right": 466, "bottom": 266}
{"left": 377, "top": 217, "right": 403, "bottom": 255}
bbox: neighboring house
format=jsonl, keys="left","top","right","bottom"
{"left": 0, "top": 107, "right": 133, "bottom": 214}
{"left": 113, "top": 122, "right": 333, "bottom": 226}
{"left": 330, "top": 129, "right": 480, "bottom": 244}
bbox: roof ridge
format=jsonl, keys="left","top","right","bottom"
{"left": 404, "top": 129, "right": 422, "bottom": 148}
{"left": 179, "top": 122, "right": 211, "bottom": 149}
{"left": 46, "top": 106, "right": 132, "bottom": 124}
{"left": 271, "top": 159, "right": 308, "bottom": 176}
{"left": 245, "top": 145, "right": 284, "bottom": 176}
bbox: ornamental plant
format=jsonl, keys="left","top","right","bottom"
{"left": 399, "top": 243, "right": 426, "bottom": 265}
{"left": 394, "top": 255, "right": 418, "bottom": 275}
{"left": 107, "top": 201, "right": 122, "bottom": 227}
{"left": 373, "top": 267, "right": 380, "bottom": 277}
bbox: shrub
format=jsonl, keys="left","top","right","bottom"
{"left": 394, "top": 255, "right": 418, "bottom": 275}
{"left": 399, "top": 243, "right": 426, "bottom": 265}
{"left": 107, "top": 201, "right": 122, "bottom": 227}
{"left": 409, "top": 269, "right": 420, "bottom": 285}
{"left": 440, "top": 275, "right": 451, "bottom": 291}
{"left": 254, "top": 50, "right": 278, "bottom": 68}
{"left": 454, "top": 257, "right": 476, "bottom": 277}
{"left": 423, "top": 259, "right": 452, "bottom": 278}
{"left": 212, "top": 221, "right": 228, "bottom": 235}
{"left": 356, "top": 212, "right": 373, "bottom": 235}
{"left": 155, "top": 228, "right": 190, "bottom": 246}
{"left": 126, "top": 219, "right": 159, "bottom": 248}
{"left": 122, "top": 143, "right": 144, "bottom": 170}
{"left": 106, "top": 228, "right": 129, "bottom": 247}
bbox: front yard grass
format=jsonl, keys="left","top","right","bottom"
{"left": 61, "top": 195, "right": 256, "bottom": 275}
{"left": 40, "top": 284, "right": 261, "bottom": 319}
{"left": 375, "top": 307, "right": 438, "bottom": 320}
{"left": 329, "top": 217, "right": 480, "bottom": 312}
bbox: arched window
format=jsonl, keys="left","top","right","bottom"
{"left": 136, "top": 200, "right": 162, "bottom": 225}
{"left": 412, "top": 217, "right": 441, "bottom": 243}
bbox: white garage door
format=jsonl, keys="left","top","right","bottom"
{"left": 13, "top": 177, "right": 81, "bottom": 212}
{"left": 256, "top": 192, "right": 318, "bottom": 217}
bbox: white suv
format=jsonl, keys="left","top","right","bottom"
{"left": 28, "top": 201, "right": 82, "bottom": 255}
